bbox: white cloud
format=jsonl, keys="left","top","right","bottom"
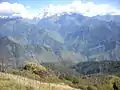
{"left": 0, "top": 1, "right": 120, "bottom": 19}
{"left": 0, "top": 2, "right": 26, "bottom": 15}
{"left": 40, "top": 1, "right": 120, "bottom": 17}
{"left": 0, "top": 2, "right": 37, "bottom": 19}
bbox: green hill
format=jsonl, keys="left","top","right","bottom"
{"left": 73, "top": 61, "right": 120, "bottom": 75}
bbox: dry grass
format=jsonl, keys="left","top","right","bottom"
{"left": 0, "top": 72, "right": 79, "bottom": 90}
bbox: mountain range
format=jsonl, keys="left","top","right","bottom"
{"left": 0, "top": 13, "right": 120, "bottom": 67}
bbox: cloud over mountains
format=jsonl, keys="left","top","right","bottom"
{"left": 0, "top": 1, "right": 120, "bottom": 19}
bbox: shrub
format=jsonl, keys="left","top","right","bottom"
{"left": 77, "top": 85, "right": 86, "bottom": 90}
{"left": 64, "top": 75, "right": 77, "bottom": 81}
{"left": 87, "top": 85, "right": 97, "bottom": 90}
{"left": 59, "top": 74, "right": 79, "bottom": 84}
{"left": 23, "top": 62, "right": 47, "bottom": 71}
{"left": 64, "top": 75, "right": 74, "bottom": 81}
{"left": 59, "top": 74, "right": 65, "bottom": 80}
{"left": 72, "top": 78, "right": 79, "bottom": 84}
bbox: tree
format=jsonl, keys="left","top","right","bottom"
{"left": 0, "top": 56, "right": 11, "bottom": 72}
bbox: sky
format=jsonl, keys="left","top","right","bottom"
{"left": 0, "top": 0, "right": 120, "bottom": 19}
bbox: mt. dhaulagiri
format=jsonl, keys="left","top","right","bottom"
{"left": 0, "top": 13, "right": 120, "bottom": 67}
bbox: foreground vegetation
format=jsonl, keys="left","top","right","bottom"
{"left": 42, "top": 61, "right": 120, "bottom": 90}
{"left": 0, "top": 72, "right": 77, "bottom": 90}
{"left": 0, "top": 62, "right": 78, "bottom": 90}
{"left": 1, "top": 61, "right": 120, "bottom": 90}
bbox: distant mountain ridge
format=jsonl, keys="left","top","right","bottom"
{"left": 0, "top": 13, "right": 120, "bottom": 67}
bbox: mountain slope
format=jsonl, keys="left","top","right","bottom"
{"left": 38, "top": 14, "right": 120, "bottom": 61}
{"left": 0, "top": 36, "right": 26, "bottom": 69}
{"left": 1, "top": 14, "right": 120, "bottom": 63}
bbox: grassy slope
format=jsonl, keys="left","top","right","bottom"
{"left": 0, "top": 72, "right": 79, "bottom": 90}
{"left": 41, "top": 61, "right": 120, "bottom": 90}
